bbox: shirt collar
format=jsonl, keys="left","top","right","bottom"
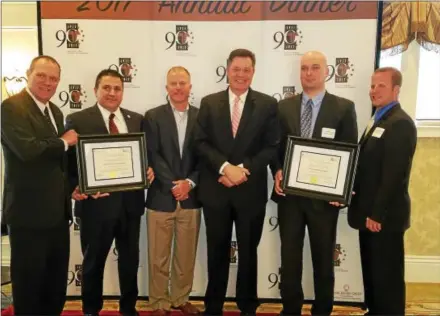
{"left": 26, "top": 87, "right": 49, "bottom": 113}
{"left": 169, "top": 101, "right": 189, "bottom": 113}
{"left": 97, "top": 103, "right": 124, "bottom": 121}
{"left": 302, "top": 90, "right": 326, "bottom": 108}
{"left": 374, "top": 101, "right": 398, "bottom": 121}
{"left": 229, "top": 88, "right": 249, "bottom": 104}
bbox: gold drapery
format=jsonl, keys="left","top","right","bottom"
{"left": 381, "top": 1, "right": 440, "bottom": 54}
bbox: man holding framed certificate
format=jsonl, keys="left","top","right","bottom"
{"left": 66, "top": 69, "right": 154, "bottom": 316}
{"left": 271, "top": 51, "right": 358, "bottom": 316}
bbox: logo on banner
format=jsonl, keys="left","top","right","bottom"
{"left": 59, "top": 84, "right": 88, "bottom": 110}
{"left": 268, "top": 267, "right": 281, "bottom": 289}
{"left": 273, "top": 86, "right": 297, "bottom": 102}
{"left": 56, "top": 23, "right": 86, "bottom": 52}
{"left": 334, "top": 243, "right": 347, "bottom": 267}
{"left": 273, "top": 25, "right": 303, "bottom": 51}
{"left": 68, "top": 264, "right": 83, "bottom": 286}
{"left": 268, "top": 216, "right": 279, "bottom": 232}
{"left": 109, "top": 58, "right": 138, "bottom": 83}
{"left": 230, "top": 241, "right": 238, "bottom": 264}
{"left": 335, "top": 283, "right": 362, "bottom": 300}
{"left": 165, "top": 25, "right": 194, "bottom": 51}
{"left": 327, "top": 58, "right": 355, "bottom": 87}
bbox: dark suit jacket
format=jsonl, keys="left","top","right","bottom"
{"left": 1, "top": 89, "right": 71, "bottom": 228}
{"left": 65, "top": 104, "right": 145, "bottom": 220}
{"left": 143, "top": 103, "right": 201, "bottom": 211}
{"left": 193, "top": 88, "right": 279, "bottom": 209}
{"left": 271, "top": 91, "right": 358, "bottom": 207}
{"left": 348, "top": 104, "right": 417, "bottom": 232}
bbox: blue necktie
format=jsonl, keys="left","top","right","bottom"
{"left": 301, "top": 99, "right": 313, "bottom": 138}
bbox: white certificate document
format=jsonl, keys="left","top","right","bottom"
{"left": 297, "top": 151, "right": 340, "bottom": 188}
{"left": 93, "top": 147, "right": 134, "bottom": 180}
{"left": 288, "top": 145, "right": 350, "bottom": 196}
{"left": 83, "top": 140, "right": 143, "bottom": 188}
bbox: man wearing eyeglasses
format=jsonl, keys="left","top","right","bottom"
{"left": 194, "top": 48, "right": 280, "bottom": 316}
{"left": 1, "top": 55, "right": 78, "bottom": 315}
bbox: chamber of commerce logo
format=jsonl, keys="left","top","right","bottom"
{"left": 109, "top": 58, "right": 138, "bottom": 83}
{"left": 343, "top": 284, "right": 350, "bottom": 292}
{"left": 327, "top": 58, "right": 355, "bottom": 83}
{"left": 230, "top": 241, "right": 238, "bottom": 264}
{"left": 273, "top": 25, "right": 303, "bottom": 50}
{"left": 268, "top": 267, "right": 281, "bottom": 289}
{"left": 68, "top": 264, "right": 83, "bottom": 286}
{"left": 273, "top": 86, "right": 297, "bottom": 101}
{"left": 59, "top": 84, "right": 87, "bottom": 109}
{"left": 334, "top": 243, "right": 347, "bottom": 267}
{"left": 165, "top": 25, "right": 194, "bottom": 51}
{"left": 56, "top": 23, "right": 85, "bottom": 49}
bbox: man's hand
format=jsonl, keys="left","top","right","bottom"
{"left": 329, "top": 201, "right": 345, "bottom": 207}
{"left": 147, "top": 167, "right": 155, "bottom": 183}
{"left": 90, "top": 191, "right": 110, "bottom": 199}
{"left": 61, "top": 129, "right": 78, "bottom": 146}
{"left": 366, "top": 217, "right": 382, "bottom": 232}
{"left": 218, "top": 175, "right": 235, "bottom": 188}
{"left": 224, "top": 164, "right": 250, "bottom": 185}
{"left": 172, "top": 180, "right": 191, "bottom": 201}
{"left": 72, "top": 186, "right": 88, "bottom": 201}
{"left": 274, "top": 170, "right": 285, "bottom": 196}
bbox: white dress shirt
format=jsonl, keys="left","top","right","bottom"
{"left": 96, "top": 103, "right": 128, "bottom": 134}
{"left": 219, "top": 89, "right": 249, "bottom": 174}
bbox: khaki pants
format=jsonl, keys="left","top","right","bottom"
{"left": 147, "top": 204, "right": 201, "bottom": 310}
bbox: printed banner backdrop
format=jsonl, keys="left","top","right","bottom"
{"left": 40, "top": 1, "right": 379, "bottom": 303}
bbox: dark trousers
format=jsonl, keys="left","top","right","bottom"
{"left": 359, "top": 230, "right": 405, "bottom": 315}
{"left": 203, "top": 203, "right": 266, "bottom": 314}
{"left": 80, "top": 214, "right": 141, "bottom": 314}
{"left": 278, "top": 197, "right": 339, "bottom": 316}
{"left": 8, "top": 221, "right": 70, "bottom": 316}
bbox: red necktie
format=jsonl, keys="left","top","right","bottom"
{"left": 231, "top": 96, "right": 241, "bottom": 138}
{"left": 109, "top": 113, "right": 119, "bottom": 134}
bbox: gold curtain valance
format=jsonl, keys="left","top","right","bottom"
{"left": 381, "top": 1, "right": 440, "bottom": 54}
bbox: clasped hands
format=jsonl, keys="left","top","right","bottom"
{"left": 218, "top": 164, "right": 250, "bottom": 188}
{"left": 72, "top": 167, "right": 155, "bottom": 200}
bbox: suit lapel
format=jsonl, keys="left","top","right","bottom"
{"left": 49, "top": 102, "right": 64, "bottom": 136}
{"left": 312, "top": 92, "right": 332, "bottom": 138}
{"left": 182, "top": 106, "right": 196, "bottom": 158}
{"left": 120, "top": 108, "right": 137, "bottom": 133}
{"left": 220, "top": 90, "right": 234, "bottom": 142}
{"left": 164, "top": 104, "right": 180, "bottom": 153}
{"left": 22, "top": 90, "right": 59, "bottom": 136}
{"left": 359, "top": 104, "right": 400, "bottom": 146}
{"left": 291, "top": 94, "right": 302, "bottom": 136}
{"left": 90, "top": 104, "right": 110, "bottom": 134}
{"left": 235, "top": 89, "right": 256, "bottom": 139}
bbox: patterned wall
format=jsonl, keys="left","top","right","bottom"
{"left": 406, "top": 138, "right": 440, "bottom": 256}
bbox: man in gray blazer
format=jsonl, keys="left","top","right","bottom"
{"left": 143, "top": 66, "right": 201, "bottom": 316}
{"left": 272, "top": 51, "right": 358, "bottom": 316}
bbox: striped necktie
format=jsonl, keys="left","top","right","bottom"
{"left": 300, "top": 99, "right": 313, "bottom": 138}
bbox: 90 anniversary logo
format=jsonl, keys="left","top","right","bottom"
{"left": 165, "top": 25, "right": 194, "bottom": 51}
{"left": 56, "top": 23, "right": 85, "bottom": 50}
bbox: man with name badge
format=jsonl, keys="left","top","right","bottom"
{"left": 348, "top": 67, "right": 417, "bottom": 315}
{"left": 272, "top": 51, "right": 358, "bottom": 316}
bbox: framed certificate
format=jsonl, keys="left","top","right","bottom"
{"left": 76, "top": 133, "right": 149, "bottom": 194}
{"left": 281, "top": 136, "right": 359, "bottom": 204}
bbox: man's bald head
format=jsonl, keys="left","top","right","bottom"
{"left": 300, "top": 51, "right": 329, "bottom": 94}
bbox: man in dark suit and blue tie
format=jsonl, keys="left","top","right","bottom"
{"left": 66, "top": 69, "right": 154, "bottom": 316}
{"left": 1, "top": 55, "right": 78, "bottom": 315}
{"left": 194, "top": 49, "right": 280, "bottom": 316}
{"left": 143, "top": 66, "right": 201, "bottom": 316}
{"left": 272, "top": 51, "right": 358, "bottom": 316}
{"left": 348, "top": 67, "right": 417, "bottom": 315}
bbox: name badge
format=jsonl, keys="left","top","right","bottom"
{"left": 372, "top": 127, "right": 385, "bottom": 138}
{"left": 321, "top": 127, "right": 336, "bottom": 139}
